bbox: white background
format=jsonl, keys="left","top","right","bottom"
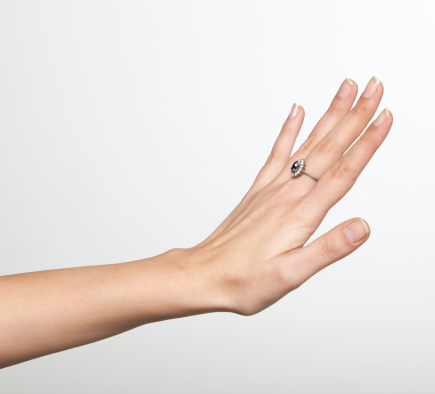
{"left": 0, "top": 1, "right": 434, "bottom": 393}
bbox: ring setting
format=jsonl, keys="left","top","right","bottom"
{"left": 291, "top": 159, "right": 319, "bottom": 182}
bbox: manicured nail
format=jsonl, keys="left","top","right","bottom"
{"left": 362, "top": 76, "right": 381, "bottom": 98}
{"left": 337, "top": 78, "right": 354, "bottom": 98}
{"left": 344, "top": 218, "right": 370, "bottom": 244}
{"left": 289, "top": 103, "right": 300, "bottom": 119}
{"left": 373, "top": 108, "right": 390, "bottom": 126}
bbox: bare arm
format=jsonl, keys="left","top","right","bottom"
{"left": 0, "top": 248, "right": 229, "bottom": 369}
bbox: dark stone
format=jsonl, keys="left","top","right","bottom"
{"left": 292, "top": 162, "right": 300, "bottom": 171}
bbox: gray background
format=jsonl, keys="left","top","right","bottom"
{"left": 0, "top": 0, "right": 434, "bottom": 393}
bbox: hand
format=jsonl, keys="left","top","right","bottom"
{"left": 187, "top": 76, "right": 393, "bottom": 316}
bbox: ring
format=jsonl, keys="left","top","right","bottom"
{"left": 290, "top": 159, "right": 318, "bottom": 182}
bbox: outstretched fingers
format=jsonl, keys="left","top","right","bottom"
{"left": 301, "top": 107, "right": 393, "bottom": 219}
{"left": 300, "top": 76, "right": 384, "bottom": 184}
{"left": 292, "top": 78, "right": 358, "bottom": 161}
{"left": 252, "top": 78, "right": 358, "bottom": 194}
{"left": 273, "top": 78, "right": 358, "bottom": 186}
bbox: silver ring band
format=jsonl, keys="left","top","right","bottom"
{"left": 291, "top": 159, "right": 318, "bottom": 182}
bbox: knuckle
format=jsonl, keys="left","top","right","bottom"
{"left": 330, "top": 159, "right": 351, "bottom": 180}
{"left": 318, "top": 237, "right": 341, "bottom": 260}
{"left": 267, "top": 150, "right": 291, "bottom": 168}
{"left": 298, "top": 137, "right": 317, "bottom": 155}
{"left": 352, "top": 98, "right": 372, "bottom": 116}
{"left": 359, "top": 130, "right": 381, "bottom": 154}
{"left": 276, "top": 261, "right": 302, "bottom": 291}
{"left": 315, "top": 135, "right": 337, "bottom": 154}
{"left": 328, "top": 101, "right": 347, "bottom": 117}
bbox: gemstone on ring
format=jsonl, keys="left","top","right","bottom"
{"left": 291, "top": 159, "right": 305, "bottom": 177}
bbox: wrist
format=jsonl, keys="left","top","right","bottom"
{"left": 164, "top": 246, "right": 235, "bottom": 316}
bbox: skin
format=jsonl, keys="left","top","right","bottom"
{"left": 0, "top": 76, "right": 393, "bottom": 368}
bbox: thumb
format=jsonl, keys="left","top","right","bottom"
{"left": 280, "top": 217, "right": 371, "bottom": 287}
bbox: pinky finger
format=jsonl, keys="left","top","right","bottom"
{"left": 268, "top": 103, "right": 304, "bottom": 164}
{"left": 249, "top": 103, "right": 305, "bottom": 194}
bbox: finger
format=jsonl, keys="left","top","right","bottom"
{"left": 275, "top": 217, "right": 370, "bottom": 288}
{"left": 249, "top": 103, "right": 305, "bottom": 194}
{"left": 268, "top": 103, "right": 304, "bottom": 163}
{"left": 272, "top": 78, "right": 358, "bottom": 186}
{"left": 293, "top": 78, "right": 358, "bottom": 160}
{"left": 303, "top": 107, "right": 393, "bottom": 216}
{"left": 299, "top": 76, "right": 384, "bottom": 189}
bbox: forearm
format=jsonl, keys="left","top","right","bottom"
{"left": 0, "top": 247, "right": 229, "bottom": 368}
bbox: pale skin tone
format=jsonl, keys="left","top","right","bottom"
{"left": 0, "top": 76, "right": 393, "bottom": 369}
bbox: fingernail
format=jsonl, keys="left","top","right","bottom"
{"left": 373, "top": 108, "right": 390, "bottom": 126}
{"left": 344, "top": 218, "right": 370, "bottom": 244}
{"left": 362, "top": 76, "right": 381, "bottom": 98}
{"left": 288, "top": 103, "right": 300, "bottom": 119}
{"left": 337, "top": 78, "right": 354, "bottom": 98}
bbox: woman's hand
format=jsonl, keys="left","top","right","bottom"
{"left": 0, "top": 76, "right": 392, "bottom": 368}
{"left": 186, "top": 76, "right": 393, "bottom": 316}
